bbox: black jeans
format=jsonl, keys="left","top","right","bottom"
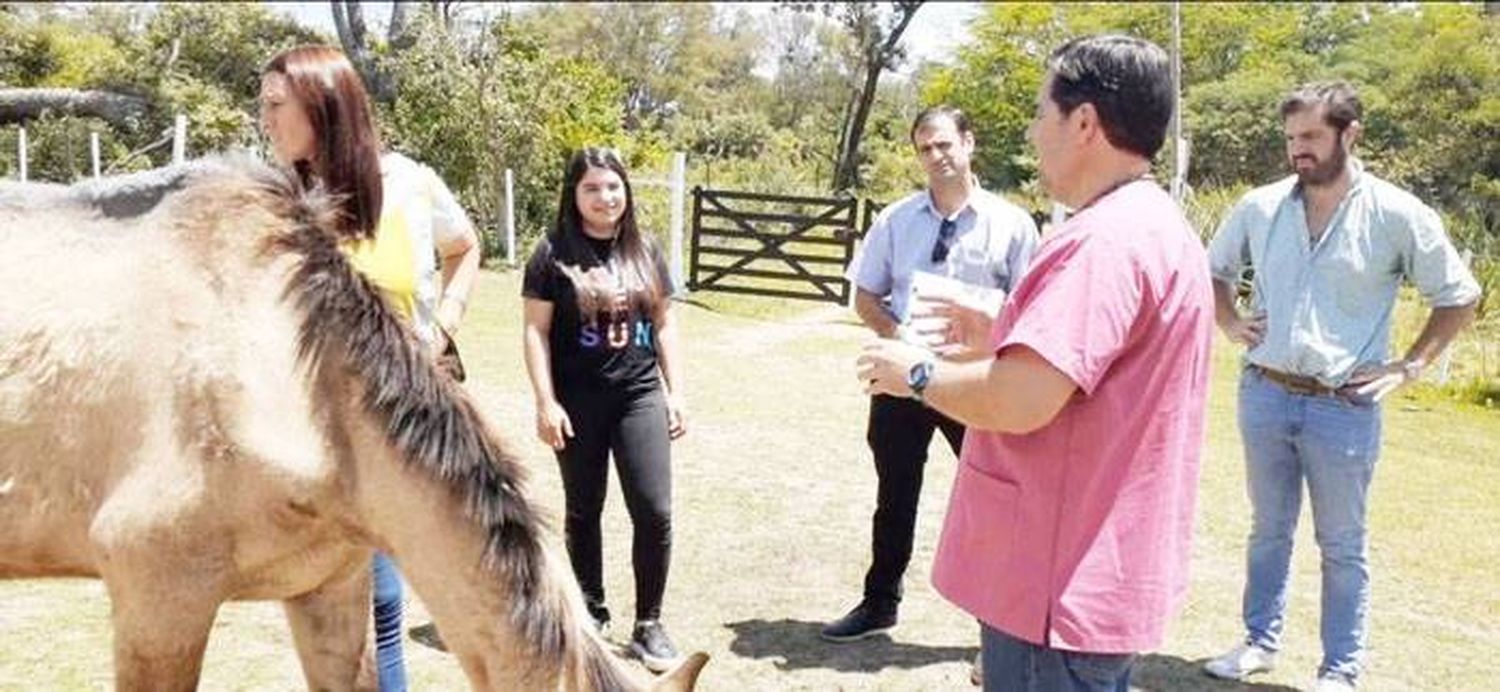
{"left": 556, "top": 384, "right": 673, "bottom": 622}
{"left": 863, "top": 394, "right": 965, "bottom": 610}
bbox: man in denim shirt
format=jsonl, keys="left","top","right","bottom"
{"left": 1204, "top": 82, "right": 1480, "bottom": 691}
{"left": 823, "top": 105, "right": 1038, "bottom": 643}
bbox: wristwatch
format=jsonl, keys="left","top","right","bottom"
{"left": 907, "top": 359, "right": 935, "bottom": 402}
{"left": 1401, "top": 359, "right": 1424, "bottom": 382}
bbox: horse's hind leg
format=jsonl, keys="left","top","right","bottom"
{"left": 284, "top": 558, "right": 377, "bottom": 692}
{"left": 105, "top": 578, "right": 219, "bottom": 692}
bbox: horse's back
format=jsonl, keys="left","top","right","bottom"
{"left": 0, "top": 159, "right": 340, "bottom": 581}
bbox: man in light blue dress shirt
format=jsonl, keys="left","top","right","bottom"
{"left": 1204, "top": 82, "right": 1480, "bottom": 691}
{"left": 822, "top": 105, "right": 1038, "bottom": 644}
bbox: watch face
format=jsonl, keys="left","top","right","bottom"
{"left": 908, "top": 359, "right": 933, "bottom": 393}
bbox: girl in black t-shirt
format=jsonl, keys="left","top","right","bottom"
{"left": 521, "top": 147, "right": 685, "bottom": 672}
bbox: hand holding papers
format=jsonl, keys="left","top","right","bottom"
{"left": 903, "top": 271, "right": 1006, "bottom": 358}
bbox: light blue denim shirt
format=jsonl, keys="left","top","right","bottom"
{"left": 1207, "top": 162, "right": 1481, "bottom": 387}
{"left": 849, "top": 187, "right": 1039, "bottom": 322}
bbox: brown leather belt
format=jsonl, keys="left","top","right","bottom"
{"left": 1249, "top": 364, "right": 1342, "bottom": 398}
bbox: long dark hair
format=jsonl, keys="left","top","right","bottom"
{"left": 550, "top": 147, "right": 663, "bottom": 315}
{"left": 262, "top": 45, "right": 383, "bottom": 239}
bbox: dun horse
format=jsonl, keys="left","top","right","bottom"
{"left": 0, "top": 157, "right": 706, "bottom": 691}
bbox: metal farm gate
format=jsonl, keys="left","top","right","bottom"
{"left": 688, "top": 187, "right": 879, "bottom": 304}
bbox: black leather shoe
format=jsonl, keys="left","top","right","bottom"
{"left": 630, "top": 620, "right": 682, "bottom": 673}
{"left": 820, "top": 601, "right": 897, "bottom": 642}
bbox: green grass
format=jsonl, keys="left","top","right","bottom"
{"left": 2, "top": 268, "right": 1496, "bottom": 690}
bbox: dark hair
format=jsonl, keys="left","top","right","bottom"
{"left": 909, "top": 105, "right": 972, "bottom": 143}
{"left": 262, "top": 45, "right": 383, "bottom": 239}
{"left": 1046, "top": 34, "right": 1173, "bottom": 159}
{"left": 550, "top": 147, "right": 662, "bottom": 315}
{"left": 1280, "top": 81, "right": 1362, "bottom": 133}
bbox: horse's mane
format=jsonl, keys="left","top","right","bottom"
{"left": 181, "top": 158, "right": 635, "bottom": 689}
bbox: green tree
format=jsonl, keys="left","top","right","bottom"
{"left": 516, "top": 3, "right": 760, "bottom": 130}
{"left": 378, "top": 11, "right": 629, "bottom": 257}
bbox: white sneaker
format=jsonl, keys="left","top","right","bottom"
{"left": 970, "top": 651, "right": 983, "bottom": 686}
{"left": 1204, "top": 642, "right": 1276, "bottom": 680}
{"left": 1313, "top": 674, "right": 1357, "bottom": 691}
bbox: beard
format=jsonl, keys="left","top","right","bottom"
{"left": 1291, "top": 139, "right": 1348, "bottom": 187}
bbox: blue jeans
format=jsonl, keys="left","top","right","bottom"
{"left": 980, "top": 625, "right": 1134, "bottom": 692}
{"left": 372, "top": 553, "right": 407, "bottom": 692}
{"left": 1238, "top": 367, "right": 1381, "bottom": 680}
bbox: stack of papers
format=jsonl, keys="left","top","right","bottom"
{"left": 901, "top": 271, "right": 1006, "bottom": 349}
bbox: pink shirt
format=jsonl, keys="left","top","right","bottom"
{"left": 931, "top": 181, "right": 1213, "bottom": 654}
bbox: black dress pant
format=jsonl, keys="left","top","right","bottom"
{"left": 862, "top": 394, "right": 964, "bottom": 610}
{"left": 556, "top": 384, "right": 672, "bottom": 622}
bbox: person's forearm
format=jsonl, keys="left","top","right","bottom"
{"left": 437, "top": 239, "right": 482, "bottom": 333}
{"left": 522, "top": 327, "right": 559, "bottom": 405}
{"left": 921, "top": 355, "right": 1072, "bottom": 434}
{"left": 1403, "top": 302, "right": 1478, "bottom": 368}
{"left": 1212, "top": 279, "right": 1242, "bottom": 329}
{"left": 854, "top": 289, "right": 899, "bottom": 338}
{"left": 656, "top": 307, "right": 684, "bottom": 396}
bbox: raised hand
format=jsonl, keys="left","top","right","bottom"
{"left": 856, "top": 338, "right": 930, "bottom": 398}
{"left": 918, "top": 293, "right": 1000, "bottom": 358}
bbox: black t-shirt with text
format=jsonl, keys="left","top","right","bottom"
{"left": 522, "top": 235, "right": 674, "bottom": 394}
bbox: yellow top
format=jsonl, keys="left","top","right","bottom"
{"left": 342, "top": 199, "right": 417, "bottom": 320}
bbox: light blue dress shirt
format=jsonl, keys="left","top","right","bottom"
{"left": 1207, "top": 162, "right": 1481, "bottom": 387}
{"left": 850, "top": 187, "right": 1039, "bottom": 323}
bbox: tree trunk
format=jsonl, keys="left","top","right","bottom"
{"left": 0, "top": 88, "right": 150, "bottom": 127}
{"left": 831, "top": 63, "right": 886, "bottom": 192}
{"left": 829, "top": 2, "right": 922, "bottom": 192}
{"left": 330, "top": 0, "right": 395, "bottom": 104}
{"left": 389, "top": 2, "right": 416, "bottom": 48}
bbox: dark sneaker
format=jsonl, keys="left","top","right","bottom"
{"left": 587, "top": 603, "right": 612, "bottom": 636}
{"left": 820, "top": 602, "right": 897, "bottom": 642}
{"left": 408, "top": 621, "right": 447, "bottom": 652}
{"left": 629, "top": 620, "right": 682, "bottom": 673}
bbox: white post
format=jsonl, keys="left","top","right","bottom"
{"left": 18, "top": 126, "right": 27, "bottom": 182}
{"left": 504, "top": 168, "right": 516, "bottom": 267}
{"left": 91, "top": 132, "right": 101, "bottom": 180}
{"left": 668, "top": 151, "right": 687, "bottom": 295}
{"left": 172, "top": 114, "right": 187, "bottom": 164}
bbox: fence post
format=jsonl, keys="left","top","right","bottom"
{"left": 91, "top": 132, "right": 101, "bottom": 180}
{"left": 172, "top": 114, "right": 186, "bottom": 164}
{"left": 504, "top": 168, "right": 516, "bottom": 267}
{"left": 18, "top": 126, "right": 27, "bottom": 182}
{"left": 669, "top": 151, "right": 687, "bottom": 296}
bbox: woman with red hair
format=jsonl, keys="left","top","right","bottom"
{"left": 259, "top": 44, "right": 480, "bottom": 691}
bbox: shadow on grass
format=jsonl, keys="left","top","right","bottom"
{"left": 1130, "top": 654, "right": 1300, "bottom": 691}
{"left": 723, "top": 618, "right": 974, "bottom": 672}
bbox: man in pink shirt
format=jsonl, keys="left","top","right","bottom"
{"left": 858, "top": 34, "right": 1213, "bottom": 690}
